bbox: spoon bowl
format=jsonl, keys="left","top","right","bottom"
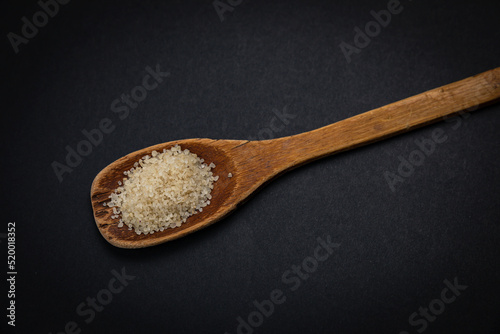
{"left": 92, "top": 139, "right": 245, "bottom": 248}
{"left": 91, "top": 67, "right": 500, "bottom": 248}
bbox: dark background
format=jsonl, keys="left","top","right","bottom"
{"left": 2, "top": 0, "right": 499, "bottom": 333}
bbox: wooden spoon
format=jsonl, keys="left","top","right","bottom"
{"left": 91, "top": 67, "right": 500, "bottom": 248}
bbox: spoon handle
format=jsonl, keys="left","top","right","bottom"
{"left": 268, "top": 67, "right": 500, "bottom": 168}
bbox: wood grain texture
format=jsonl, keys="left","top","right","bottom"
{"left": 91, "top": 67, "right": 500, "bottom": 248}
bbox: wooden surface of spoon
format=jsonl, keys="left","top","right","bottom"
{"left": 91, "top": 67, "right": 500, "bottom": 248}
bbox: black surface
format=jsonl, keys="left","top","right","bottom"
{"left": 2, "top": 0, "right": 500, "bottom": 333}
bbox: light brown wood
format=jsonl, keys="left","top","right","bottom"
{"left": 91, "top": 67, "right": 500, "bottom": 248}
